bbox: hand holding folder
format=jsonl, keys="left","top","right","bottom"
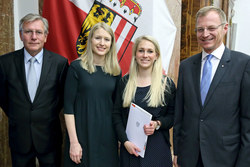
{"left": 125, "top": 103, "right": 152, "bottom": 158}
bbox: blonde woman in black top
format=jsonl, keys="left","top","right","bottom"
{"left": 113, "top": 35, "right": 176, "bottom": 167}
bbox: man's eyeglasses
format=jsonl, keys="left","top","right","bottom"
{"left": 22, "top": 29, "right": 45, "bottom": 36}
{"left": 195, "top": 23, "right": 225, "bottom": 33}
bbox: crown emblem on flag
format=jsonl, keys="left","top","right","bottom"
{"left": 109, "top": 0, "right": 142, "bottom": 22}
{"left": 118, "top": 0, "right": 142, "bottom": 16}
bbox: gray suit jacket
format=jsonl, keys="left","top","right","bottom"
{"left": 174, "top": 47, "right": 250, "bottom": 167}
{"left": 0, "top": 48, "right": 68, "bottom": 154}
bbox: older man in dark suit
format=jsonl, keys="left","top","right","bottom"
{"left": 0, "top": 13, "right": 68, "bottom": 167}
{"left": 173, "top": 6, "right": 250, "bottom": 167}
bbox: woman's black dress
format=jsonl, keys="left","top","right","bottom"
{"left": 64, "top": 60, "right": 120, "bottom": 167}
{"left": 120, "top": 86, "right": 173, "bottom": 167}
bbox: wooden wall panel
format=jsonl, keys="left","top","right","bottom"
{"left": 181, "top": 0, "right": 232, "bottom": 60}
{"left": 181, "top": 0, "right": 213, "bottom": 61}
{"left": 0, "top": 0, "right": 14, "bottom": 166}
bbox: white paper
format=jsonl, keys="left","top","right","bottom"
{"left": 126, "top": 103, "right": 152, "bottom": 158}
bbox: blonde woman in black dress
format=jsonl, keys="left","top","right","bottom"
{"left": 64, "top": 22, "right": 121, "bottom": 167}
{"left": 113, "top": 35, "right": 176, "bottom": 167}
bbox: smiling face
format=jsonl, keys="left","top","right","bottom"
{"left": 91, "top": 27, "right": 112, "bottom": 60}
{"left": 196, "top": 11, "right": 228, "bottom": 54}
{"left": 19, "top": 20, "right": 47, "bottom": 57}
{"left": 135, "top": 39, "right": 158, "bottom": 71}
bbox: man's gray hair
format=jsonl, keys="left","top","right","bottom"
{"left": 19, "top": 13, "right": 49, "bottom": 34}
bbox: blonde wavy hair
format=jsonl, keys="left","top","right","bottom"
{"left": 79, "top": 22, "right": 121, "bottom": 76}
{"left": 123, "top": 35, "right": 170, "bottom": 107}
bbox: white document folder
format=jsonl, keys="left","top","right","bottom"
{"left": 125, "top": 103, "right": 152, "bottom": 158}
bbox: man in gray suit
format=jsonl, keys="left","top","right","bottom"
{"left": 0, "top": 13, "right": 68, "bottom": 167}
{"left": 173, "top": 6, "right": 250, "bottom": 167}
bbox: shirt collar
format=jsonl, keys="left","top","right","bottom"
{"left": 201, "top": 43, "right": 225, "bottom": 61}
{"left": 24, "top": 48, "right": 44, "bottom": 64}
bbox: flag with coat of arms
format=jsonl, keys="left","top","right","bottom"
{"left": 42, "top": 0, "right": 176, "bottom": 75}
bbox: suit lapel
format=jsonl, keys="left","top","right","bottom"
{"left": 203, "top": 48, "right": 231, "bottom": 107}
{"left": 14, "top": 49, "right": 31, "bottom": 101}
{"left": 192, "top": 53, "right": 203, "bottom": 107}
{"left": 33, "top": 49, "right": 52, "bottom": 102}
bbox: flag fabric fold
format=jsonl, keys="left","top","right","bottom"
{"left": 43, "top": 0, "right": 176, "bottom": 75}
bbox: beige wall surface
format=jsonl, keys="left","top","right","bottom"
{"left": 165, "top": 0, "right": 182, "bottom": 83}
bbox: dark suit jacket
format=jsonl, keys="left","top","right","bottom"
{"left": 173, "top": 47, "right": 250, "bottom": 167}
{"left": 113, "top": 75, "right": 176, "bottom": 147}
{"left": 0, "top": 48, "right": 68, "bottom": 154}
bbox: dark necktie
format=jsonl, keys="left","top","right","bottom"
{"left": 200, "top": 54, "right": 213, "bottom": 105}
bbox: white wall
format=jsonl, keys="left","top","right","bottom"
{"left": 232, "top": 0, "right": 250, "bottom": 55}
{"left": 14, "top": 0, "right": 39, "bottom": 50}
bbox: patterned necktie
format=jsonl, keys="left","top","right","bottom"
{"left": 27, "top": 57, "right": 38, "bottom": 102}
{"left": 200, "top": 54, "right": 213, "bottom": 105}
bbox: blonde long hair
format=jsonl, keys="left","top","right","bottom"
{"left": 123, "top": 35, "right": 169, "bottom": 107}
{"left": 79, "top": 22, "right": 120, "bottom": 76}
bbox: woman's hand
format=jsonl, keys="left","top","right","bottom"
{"left": 173, "top": 155, "right": 179, "bottom": 167}
{"left": 144, "top": 121, "right": 157, "bottom": 135}
{"left": 69, "top": 142, "right": 82, "bottom": 164}
{"left": 124, "top": 141, "right": 141, "bottom": 157}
